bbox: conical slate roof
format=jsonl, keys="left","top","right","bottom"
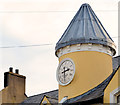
{"left": 55, "top": 3, "right": 116, "bottom": 55}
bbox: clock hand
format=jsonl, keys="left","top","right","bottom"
{"left": 62, "top": 68, "right": 70, "bottom": 73}
{"left": 62, "top": 67, "right": 65, "bottom": 74}
{"left": 63, "top": 67, "right": 65, "bottom": 82}
{"left": 65, "top": 68, "right": 70, "bottom": 72}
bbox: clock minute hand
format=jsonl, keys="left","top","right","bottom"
{"left": 63, "top": 67, "right": 65, "bottom": 82}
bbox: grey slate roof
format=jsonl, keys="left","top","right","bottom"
{"left": 55, "top": 3, "right": 116, "bottom": 56}
{"left": 21, "top": 89, "right": 58, "bottom": 104}
{"left": 45, "top": 96, "right": 58, "bottom": 104}
{"left": 21, "top": 56, "right": 120, "bottom": 104}
{"left": 112, "top": 56, "right": 120, "bottom": 70}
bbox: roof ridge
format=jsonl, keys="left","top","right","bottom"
{"left": 113, "top": 55, "right": 120, "bottom": 58}
{"left": 45, "top": 95, "right": 58, "bottom": 100}
{"left": 28, "top": 89, "right": 58, "bottom": 98}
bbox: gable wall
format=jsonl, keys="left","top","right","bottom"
{"left": 104, "top": 67, "right": 120, "bottom": 103}
{"left": 40, "top": 96, "right": 51, "bottom": 105}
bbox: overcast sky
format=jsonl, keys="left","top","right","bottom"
{"left": 0, "top": 0, "right": 119, "bottom": 97}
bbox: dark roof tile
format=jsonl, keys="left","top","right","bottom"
{"left": 112, "top": 56, "right": 120, "bottom": 70}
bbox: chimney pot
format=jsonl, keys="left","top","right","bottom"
{"left": 15, "top": 69, "right": 19, "bottom": 74}
{"left": 9, "top": 67, "right": 13, "bottom": 72}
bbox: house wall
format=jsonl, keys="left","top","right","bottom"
{"left": 1, "top": 72, "right": 27, "bottom": 104}
{"left": 104, "top": 67, "right": 120, "bottom": 103}
{"left": 0, "top": 90, "right": 2, "bottom": 105}
{"left": 58, "top": 51, "right": 113, "bottom": 101}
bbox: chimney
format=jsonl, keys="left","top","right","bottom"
{"left": 15, "top": 69, "right": 19, "bottom": 74}
{"left": 4, "top": 67, "right": 13, "bottom": 87}
{"left": 3, "top": 67, "right": 27, "bottom": 103}
{"left": 9, "top": 67, "right": 13, "bottom": 72}
{"left": 4, "top": 67, "right": 26, "bottom": 90}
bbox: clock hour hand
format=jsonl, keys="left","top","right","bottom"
{"left": 65, "top": 68, "right": 70, "bottom": 72}
{"left": 62, "top": 68, "right": 70, "bottom": 74}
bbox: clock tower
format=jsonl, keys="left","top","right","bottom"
{"left": 55, "top": 3, "right": 116, "bottom": 102}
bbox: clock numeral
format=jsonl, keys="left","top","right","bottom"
{"left": 69, "top": 73, "right": 72, "bottom": 76}
{"left": 65, "top": 74, "right": 68, "bottom": 77}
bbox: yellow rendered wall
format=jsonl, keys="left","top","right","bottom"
{"left": 104, "top": 67, "right": 120, "bottom": 103}
{"left": 41, "top": 96, "right": 51, "bottom": 105}
{"left": 58, "top": 51, "right": 113, "bottom": 101}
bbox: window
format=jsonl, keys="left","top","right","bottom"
{"left": 117, "top": 94, "right": 120, "bottom": 103}
{"left": 110, "top": 87, "right": 120, "bottom": 103}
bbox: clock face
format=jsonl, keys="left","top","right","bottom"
{"left": 56, "top": 58, "right": 75, "bottom": 86}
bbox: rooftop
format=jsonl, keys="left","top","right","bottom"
{"left": 55, "top": 3, "right": 116, "bottom": 56}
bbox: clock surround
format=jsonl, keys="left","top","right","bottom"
{"left": 56, "top": 58, "right": 75, "bottom": 86}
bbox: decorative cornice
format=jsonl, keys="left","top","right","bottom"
{"left": 56, "top": 44, "right": 114, "bottom": 58}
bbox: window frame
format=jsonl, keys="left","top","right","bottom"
{"left": 110, "top": 87, "right": 120, "bottom": 103}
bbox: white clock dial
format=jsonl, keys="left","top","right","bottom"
{"left": 57, "top": 58, "right": 75, "bottom": 86}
